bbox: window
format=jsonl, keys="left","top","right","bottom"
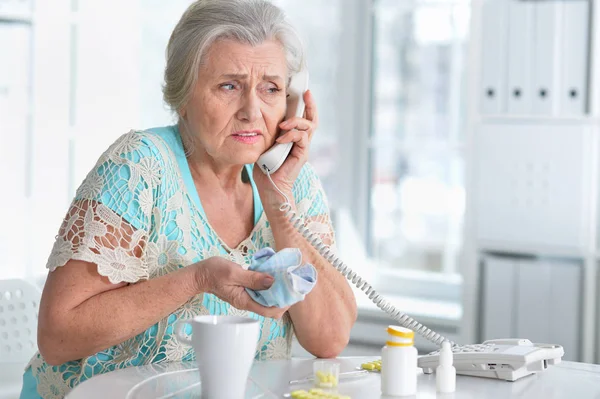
{"left": 0, "top": 0, "right": 193, "bottom": 280}
{"left": 1, "top": 1, "right": 470, "bottom": 319}
{"left": 369, "top": 0, "right": 470, "bottom": 275}
{"left": 269, "top": 0, "right": 343, "bottom": 197}
{"left": 0, "top": 0, "right": 346, "bottom": 279}
{"left": 0, "top": 16, "right": 32, "bottom": 280}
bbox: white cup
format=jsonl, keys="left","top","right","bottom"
{"left": 175, "top": 315, "right": 260, "bottom": 399}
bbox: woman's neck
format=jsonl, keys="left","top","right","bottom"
{"left": 178, "top": 122, "right": 247, "bottom": 191}
{"left": 186, "top": 152, "right": 246, "bottom": 192}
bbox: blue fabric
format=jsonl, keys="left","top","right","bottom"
{"left": 21, "top": 126, "right": 332, "bottom": 398}
{"left": 20, "top": 368, "right": 42, "bottom": 399}
{"left": 246, "top": 247, "right": 317, "bottom": 307}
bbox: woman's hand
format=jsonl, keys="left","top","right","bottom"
{"left": 253, "top": 90, "right": 318, "bottom": 200}
{"left": 194, "top": 256, "right": 289, "bottom": 319}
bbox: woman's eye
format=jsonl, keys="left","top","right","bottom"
{"left": 220, "top": 83, "right": 236, "bottom": 91}
{"left": 265, "top": 85, "right": 281, "bottom": 94}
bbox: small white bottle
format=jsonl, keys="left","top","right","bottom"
{"left": 381, "top": 326, "right": 417, "bottom": 396}
{"left": 436, "top": 341, "right": 456, "bottom": 393}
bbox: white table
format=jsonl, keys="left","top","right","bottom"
{"left": 67, "top": 357, "right": 600, "bottom": 399}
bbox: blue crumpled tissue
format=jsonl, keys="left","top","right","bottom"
{"left": 245, "top": 247, "right": 317, "bottom": 308}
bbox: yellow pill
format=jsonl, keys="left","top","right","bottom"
{"left": 361, "top": 363, "right": 375, "bottom": 370}
{"left": 309, "top": 388, "right": 324, "bottom": 394}
{"left": 291, "top": 390, "right": 307, "bottom": 399}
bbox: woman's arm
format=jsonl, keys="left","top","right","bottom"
{"left": 262, "top": 191, "right": 357, "bottom": 359}
{"left": 253, "top": 90, "right": 357, "bottom": 358}
{"left": 38, "top": 256, "right": 283, "bottom": 366}
{"left": 38, "top": 260, "right": 197, "bottom": 365}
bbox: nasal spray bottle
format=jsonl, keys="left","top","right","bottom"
{"left": 436, "top": 341, "right": 456, "bottom": 393}
{"left": 381, "top": 326, "right": 417, "bottom": 396}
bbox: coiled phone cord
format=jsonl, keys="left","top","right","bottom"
{"left": 264, "top": 168, "right": 453, "bottom": 347}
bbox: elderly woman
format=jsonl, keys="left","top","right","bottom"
{"left": 19, "top": 0, "right": 357, "bottom": 398}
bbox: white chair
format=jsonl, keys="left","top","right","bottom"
{"left": 0, "top": 279, "right": 41, "bottom": 399}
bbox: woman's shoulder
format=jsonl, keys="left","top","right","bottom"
{"left": 73, "top": 126, "right": 182, "bottom": 224}
{"left": 79, "top": 126, "right": 181, "bottom": 197}
{"left": 109, "top": 126, "right": 178, "bottom": 156}
{"left": 94, "top": 126, "right": 180, "bottom": 170}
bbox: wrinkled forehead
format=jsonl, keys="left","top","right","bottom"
{"left": 200, "top": 38, "right": 288, "bottom": 82}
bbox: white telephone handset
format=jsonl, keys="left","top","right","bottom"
{"left": 257, "top": 69, "right": 564, "bottom": 382}
{"left": 257, "top": 69, "right": 309, "bottom": 174}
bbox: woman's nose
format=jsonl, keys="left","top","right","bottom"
{"left": 236, "top": 91, "right": 262, "bottom": 122}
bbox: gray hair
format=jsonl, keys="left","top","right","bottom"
{"left": 163, "top": 0, "right": 306, "bottom": 116}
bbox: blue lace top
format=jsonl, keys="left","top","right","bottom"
{"left": 22, "top": 126, "right": 335, "bottom": 399}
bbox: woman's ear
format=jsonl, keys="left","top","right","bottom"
{"left": 179, "top": 107, "right": 187, "bottom": 119}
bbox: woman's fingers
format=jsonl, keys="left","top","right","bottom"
{"left": 303, "top": 90, "right": 319, "bottom": 128}
{"left": 279, "top": 117, "right": 314, "bottom": 132}
{"left": 237, "top": 269, "right": 274, "bottom": 291}
{"left": 276, "top": 129, "right": 310, "bottom": 148}
{"left": 240, "top": 293, "right": 288, "bottom": 319}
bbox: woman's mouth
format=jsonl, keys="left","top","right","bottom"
{"left": 231, "top": 131, "right": 262, "bottom": 144}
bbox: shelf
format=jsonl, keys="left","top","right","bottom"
{"left": 0, "top": 11, "right": 32, "bottom": 24}
{"left": 367, "top": 139, "right": 465, "bottom": 152}
{"left": 477, "top": 241, "right": 589, "bottom": 259}
{"left": 479, "top": 114, "right": 600, "bottom": 124}
{"left": 355, "top": 293, "right": 462, "bottom": 330}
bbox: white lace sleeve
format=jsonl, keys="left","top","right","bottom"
{"left": 46, "top": 131, "right": 161, "bottom": 284}
{"left": 292, "top": 163, "right": 337, "bottom": 248}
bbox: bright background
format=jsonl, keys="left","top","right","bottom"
{"left": 2, "top": 0, "right": 600, "bottom": 368}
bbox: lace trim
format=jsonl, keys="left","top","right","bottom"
{"left": 47, "top": 200, "right": 149, "bottom": 284}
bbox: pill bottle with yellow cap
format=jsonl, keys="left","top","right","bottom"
{"left": 380, "top": 325, "right": 417, "bottom": 396}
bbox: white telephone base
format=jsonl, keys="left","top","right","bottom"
{"left": 417, "top": 339, "right": 564, "bottom": 382}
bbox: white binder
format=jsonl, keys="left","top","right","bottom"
{"left": 559, "top": 0, "right": 589, "bottom": 115}
{"left": 507, "top": 0, "right": 534, "bottom": 114}
{"left": 480, "top": 0, "right": 508, "bottom": 114}
{"left": 531, "top": 1, "right": 561, "bottom": 115}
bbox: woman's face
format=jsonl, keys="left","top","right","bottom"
{"left": 181, "top": 39, "right": 288, "bottom": 166}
